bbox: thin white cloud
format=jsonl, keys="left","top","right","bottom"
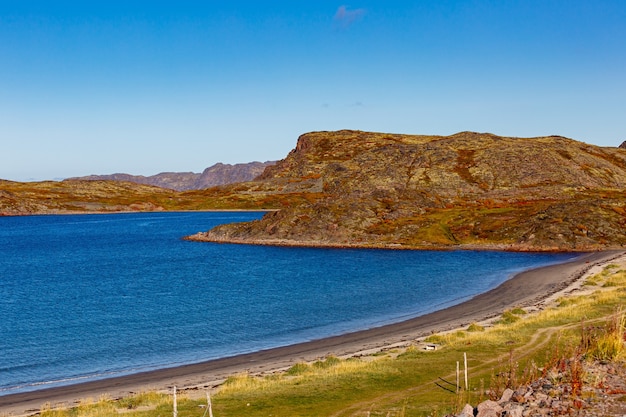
{"left": 333, "top": 5, "right": 366, "bottom": 28}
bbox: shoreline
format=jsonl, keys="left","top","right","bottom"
{"left": 0, "top": 209, "right": 275, "bottom": 217}
{"left": 1, "top": 249, "right": 624, "bottom": 415}
{"left": 185, "top": 232, "right": 624, "bottom": 253}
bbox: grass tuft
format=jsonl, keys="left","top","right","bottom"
{"left": 467, "top": 322, "right": 485, "bottom": 332}
{"left": 312, "top": 355, "right": 341, "bottom": 369}
{"left": 498, "top": 310, "right": 522, "bottom": 324}
{"left": 582, "top": 307, "right": 626, "bottom": 362}
{"left": 116, "top": 391, "right": 169, "bottom": 410}
{"left": 286, "top": 362, "right": 310, "bottom": 375}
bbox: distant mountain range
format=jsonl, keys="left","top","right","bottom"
{"left": 69, "top": 161, "right": 276, "bottom": 191}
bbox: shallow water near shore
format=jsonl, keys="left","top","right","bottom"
{"left": 0, "top": 212, "right": 577, "bottom": 396}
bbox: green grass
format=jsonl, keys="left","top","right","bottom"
{"left": 35, "top": 263, "right": 626, "bottom": 417}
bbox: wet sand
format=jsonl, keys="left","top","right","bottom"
{"left": 2, "top": 250, "right": 624, "bottom": 415}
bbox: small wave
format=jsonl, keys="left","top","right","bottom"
{"left": 0, "top": 365, "right": 162, "bottom": 395}
{"left": 0, "top": 357, "right": 221, "bottom": 396}
{"left": 0, "top": 370, "right": 124, "bottom": 394}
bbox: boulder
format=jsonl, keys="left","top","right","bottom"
{"left": 476, "top": 400, "right": 502, "bottom": 417}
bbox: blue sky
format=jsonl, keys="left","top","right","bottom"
{"left": 1, "top": 1, "right": 625, "bottom": 181}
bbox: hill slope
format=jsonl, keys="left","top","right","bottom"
{"left": 0, "top": 178, "right": 310, "bottom": 215}
{"left": 0, "top": 180, "right": 178, "bottom": 215}
{"left": 189, "top": 130, "right": 626, "bottom": 251}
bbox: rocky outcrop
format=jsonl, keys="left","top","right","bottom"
{"left": 68, "top": 161, "right": 276, "bottom": 190}
{"left": 70, "top": 172, "right": 200, "bottom": 191}
{"left": 190, "top": 130, "right": 626, "bottom": 251}
{"left": 195, "top": 162, "right": 274, "bottom": 189}
{"left": 449, "top": 361, "right": 626, "bottom": 417}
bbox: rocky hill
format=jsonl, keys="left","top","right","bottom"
{"left": 69, "top": 161, "right": 275, "bottom": 190}
{"left": 188, "top": 130, "right": 626, "bottom": 251}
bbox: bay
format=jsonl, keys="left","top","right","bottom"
{"left": 0, "top": 212, "right": 576, "bottom": 395}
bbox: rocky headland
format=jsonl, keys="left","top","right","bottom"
{"left": 188, "top": 130, "right": 626, "bottom": 251}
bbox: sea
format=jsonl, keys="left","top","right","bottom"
{"left": 0, "top": 211, "right": 578, "bottom": 396}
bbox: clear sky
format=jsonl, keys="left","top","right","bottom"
{"left": 1, "top": 1, "right": 625, "bottom": 181}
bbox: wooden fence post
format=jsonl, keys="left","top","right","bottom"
{"left": 173, "top": 386, "right": 177, "bottom": 417}
{"left": 464, "top": 352, "right": 468, "bottom": 391}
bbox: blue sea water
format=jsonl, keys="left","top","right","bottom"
{"left": 0, "top": 212, "right": 577, "bottom": 395}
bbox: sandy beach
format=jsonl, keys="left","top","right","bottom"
{"left": 1, "top": 249, "right": 624, "bottom": 416}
